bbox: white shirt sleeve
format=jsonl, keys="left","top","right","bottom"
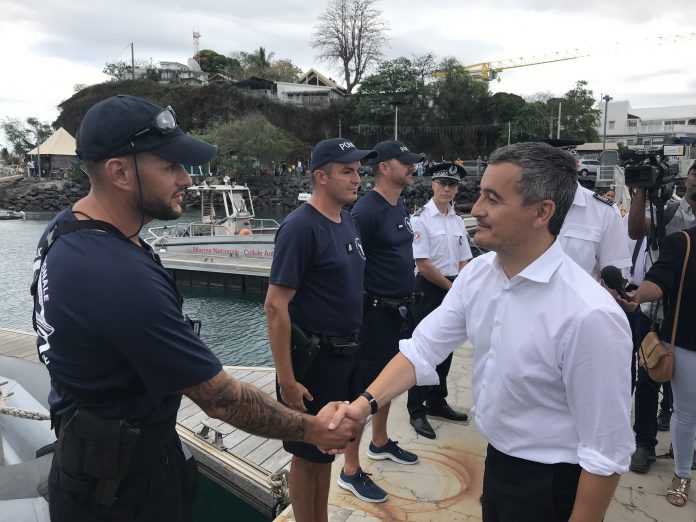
{"left": 561, "top": 306, "right": 634, "bottom": 475}
{"left": 399, "top": 275, "right": 469, "bottom": 385}
{"left": 598, "top": 209, "right": 632, "bottom": 275}
{"left": 411, "top": 216, "right": 430, "bottom": 260}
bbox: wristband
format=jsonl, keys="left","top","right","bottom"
{"left": 359, "top": 391, "right": 378, "bottom": 415}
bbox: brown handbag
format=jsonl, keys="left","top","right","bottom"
{"left": 639, "top": 231, "right": 691, "bottom": 383}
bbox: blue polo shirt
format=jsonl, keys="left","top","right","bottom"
{"left": 33, "top": 209, "right": 222, "bottom": 425}
{"left": 351, "top": 190, "right": 415, "bottom": 298}
{"left": 270, "top": 203, "right": 365, "bottom": 336}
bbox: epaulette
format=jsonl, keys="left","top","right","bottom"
{"left": 593, "top": 192, "right": 615, "bottom": 207}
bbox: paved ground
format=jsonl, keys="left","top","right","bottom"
{"left": 277, "top": 343, "right": 696, "bottom": 521}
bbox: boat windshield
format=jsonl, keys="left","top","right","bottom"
{"left": 231, "top": 192, "right": 250, "bottom": 215}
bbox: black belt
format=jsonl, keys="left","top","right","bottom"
{"left": 302, "top": 330, "right": 360, "bottom": 356}
{"left": 365, "top": 292, "right": 414, "bottom": 310}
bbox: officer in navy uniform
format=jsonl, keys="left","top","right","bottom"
{"left": 264, "top": 138, "right": 379, "bottom": 519}
{"left": 407, "top": 163, "right": 472, "bottom": 439}
{"left": 339, "top": 140, "right": 422, "bottom": 504}
{"left": 33, "top": 96, "right": 358, "bottom": 522}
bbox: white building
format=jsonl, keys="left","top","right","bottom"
{"left": 597, "top": 100, "right": 696, "bottom": 147}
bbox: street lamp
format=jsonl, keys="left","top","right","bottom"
{"left": 602, "top": 94, "right": 612, "bottom": 151}
{"left": 390, "top": 100, "right": 403, "bottom": 140}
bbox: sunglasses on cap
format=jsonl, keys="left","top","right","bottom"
{"left": 111, "top": 106, "right": 179, "bottom": 153}
{"left": 131, "top": 106, "right": 178, "bottom": 140}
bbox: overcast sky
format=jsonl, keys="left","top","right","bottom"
{"left": 1, "top": 0, "right": 695, "bottom": 149}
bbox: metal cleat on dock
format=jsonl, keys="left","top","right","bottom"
{"left": 197, "top": 421, "right": 226, "bottom": 450}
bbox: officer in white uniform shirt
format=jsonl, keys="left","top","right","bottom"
{"left": 329, "top": 142, "right": 634, "bottom": 522}
{"left": 559, "top": 183, "right": 632, "bottom": 278}
{"left": 407, "top": 163, "right": 472, "bottom": 439}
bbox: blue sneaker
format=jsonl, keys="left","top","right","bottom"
{"left": 337, "top": 467, "right": 388, "bottom": 503}
{"left": 367, "top": 439, "right": 419, "bottom": 465}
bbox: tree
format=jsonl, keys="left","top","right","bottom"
{"left": 1, "top": 147, "right": 9, "bottom": 163}
{"left": 311, "top": 0, "right": 390, "bottom": 94}
{"left": 0, "top": 117, "right": 53, "bottom": 156}
{"left": 204, "top": 114, "right": 307, "bottom": 179}
{"left": 240, "top": 47, "right": 276, "bottom": 78}
{"left": 267, "top": 59, "right": 303, "bottom": 83}
{"left": 558, "top": 80, "right": 601, "bottom": 142}
{"left": 355, "top": 56, "right": 433, "bottom": 126}
{"left": 103, "top": 60, "right": 133, "bottom": 81}
{"left": 198, "top": 49, "right": 232, "bottom": 74}
{"left": 506, "top": 102, "right": 552, "bottom": 144}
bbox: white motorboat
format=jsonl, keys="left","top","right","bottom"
{"left": 0, "top": 210, "right": 26, "bottom": 220}
{"left": 146, "top": 183, "right": 280, "bottom": 260}
{"left": 0, "top": 356, "right": 53, "bottom": 522}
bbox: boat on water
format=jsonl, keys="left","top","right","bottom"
{"left": 0, "top": 210, "right": 26, "bottom": 220}
{"left": 146, "top": 183, "right": 280, "bottom": 260}
{"left": 0, "top": 355, "right": 53, "bottom": 522}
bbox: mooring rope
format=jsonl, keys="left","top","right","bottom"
{"left": 268, "top": 468, "right": 290, "bottom": 516}
{"left": 0, "top": 386, "right": 50, "bottom": 421}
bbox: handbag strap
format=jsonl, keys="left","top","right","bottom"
{"left": 669, "top": 231, "right": 691, "bottom": 352}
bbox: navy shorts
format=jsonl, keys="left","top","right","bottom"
{"left": 358, "top": 305, "right": 412, "bottom": 390}
{"left": 276, "top": 352, "right": 359, "bottom": 463}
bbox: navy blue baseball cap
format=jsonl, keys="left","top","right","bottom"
{"left": 371, "top": 140, "right": 424, "bottom": 165}
{"left": 76, "top": 95, "right": 218, "bottom": 165}
{"left": 309, "top": 138, "right": 377, "bottom": 171}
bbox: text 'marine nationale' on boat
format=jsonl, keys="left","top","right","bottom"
{"left": 146, "top": 182, "right": 279, "bottom": 260}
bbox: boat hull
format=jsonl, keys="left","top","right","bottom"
{"left": 152, "top": 235, "right": 275, "bottom": 259}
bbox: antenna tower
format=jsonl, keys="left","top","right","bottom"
{"left": 193, "top": 31, "right": 201, "bottom": 63}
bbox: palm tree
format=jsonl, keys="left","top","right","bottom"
{"left": 251, "top": 46, "right": 275, "bottom": 78}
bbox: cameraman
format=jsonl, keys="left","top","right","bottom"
{"left": 626, "top": 160, "right": 696, "bottom": 473}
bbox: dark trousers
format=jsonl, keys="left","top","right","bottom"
{"left": 481, "top": 444, "right": 581, "bottom": 522}
{"left": 407, "top": 275, "right": 453, "bottom": 419}
{"left": 633, "top": 309, "right": 673, "bottom": 449}
{"left": 48, "top": 434, "right": 194, "bottom": 522}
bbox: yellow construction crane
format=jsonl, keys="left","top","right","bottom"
{"left": 436, "top": 32, "right": 696, "bottom": 82}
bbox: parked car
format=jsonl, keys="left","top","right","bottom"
{"left": 577, "top": 159, "right": 600, "bottom": 176}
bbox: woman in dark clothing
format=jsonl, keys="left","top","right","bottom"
{"left": 619, "top": 226, "right": 696, "bottom": 507}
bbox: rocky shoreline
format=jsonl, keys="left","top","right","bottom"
{"left": 0, "top": 174, "right": 481, "bottom": 214}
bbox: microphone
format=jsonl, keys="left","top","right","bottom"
{"left": 600, "top": 265, "right": 628, "bottom": 300}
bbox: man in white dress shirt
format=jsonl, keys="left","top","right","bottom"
{"left": 329, "top": 142, "right": 635, "bottom": 522}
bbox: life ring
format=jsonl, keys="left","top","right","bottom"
{"left": 239, "top": 228, "right": 253, "bottom": 235}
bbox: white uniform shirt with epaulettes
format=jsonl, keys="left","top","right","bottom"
{"left": 558, "top": 183, "right": 632, "bottom": 279}
{"left": 411, "top": 198, "right": 473, "bottom": 277}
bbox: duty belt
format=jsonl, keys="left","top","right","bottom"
{"left": 364, "top": 292, "right": 415, "bottom": 311}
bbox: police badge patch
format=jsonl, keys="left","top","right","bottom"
{"left": 404, "top": 216, "right": 413, "bottom": 234}
{"left": 414, "top": 232, "right": 421, "bottom": 244}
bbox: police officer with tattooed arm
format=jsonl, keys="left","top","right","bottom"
{"left": 31, "top": 96, "right": 359, "bottom": 522}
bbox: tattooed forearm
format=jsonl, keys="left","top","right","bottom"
{"left": 183, "top": 369, "right": 308, "bottom": 442}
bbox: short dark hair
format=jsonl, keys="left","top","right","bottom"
{"left": 488, "top": 142, "right": 577, "bottom": 236}
{"left": 688, "top": 159, "right": 696, "bottom": 175}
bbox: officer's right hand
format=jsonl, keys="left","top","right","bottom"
{"left": 280, "top": 381, "right": 313, "bottom": 412}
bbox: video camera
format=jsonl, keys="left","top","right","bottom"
{"left": 619, "top": 146, "right": 680, "bottom": 189}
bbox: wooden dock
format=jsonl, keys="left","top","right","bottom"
{"left": 0, "top": 327, "right": 290, "bottom": 518}
{"left": 5, "top": 327, "right": 694, "bottom": 521}
{"left": 158, "top": 252, "right": 271, "bottom": 293}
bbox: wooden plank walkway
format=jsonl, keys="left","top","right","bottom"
{"left": 0, "top": 327, "right": 289, "bottom": 517}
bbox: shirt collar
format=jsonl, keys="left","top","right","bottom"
{"left": 571, "top": 182, "right": 586, "bottom": 207}
{"left": 482, "top": 239, "right": 564, "bottom": 284}
{"left": 426, "top": 198, "right": 455, "bottom": 217}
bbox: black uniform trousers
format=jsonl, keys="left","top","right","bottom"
{"left": 48, "top": 431, "right": 194, "bottom": 522}
{"left": 481, "top": 444, "right": 582, "bottom": 522}
{"left": 407, "top": 274, "right": 454, "bottom": 419}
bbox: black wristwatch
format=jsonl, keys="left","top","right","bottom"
{"left": 359, "top": 391, "right": 378, "bottom": 414}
